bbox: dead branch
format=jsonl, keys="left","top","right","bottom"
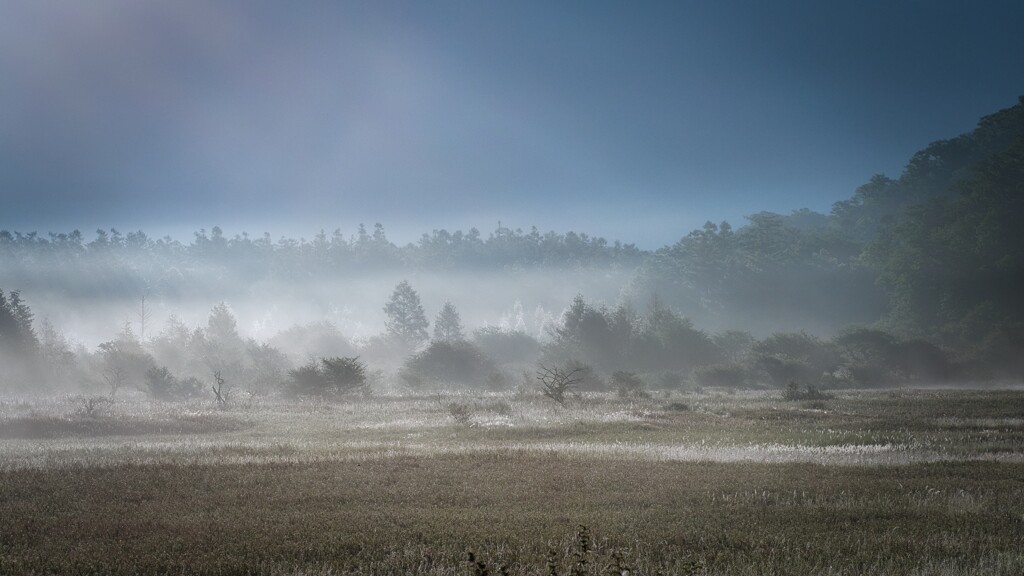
{"left": 536, "top": 364, "right": 584, "bottom": 406}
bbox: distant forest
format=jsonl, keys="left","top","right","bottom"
{"left": 2, "top": 97, "right": 1022, "bottom": 394}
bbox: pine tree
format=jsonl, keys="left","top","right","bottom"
{"left": 0, "top": 289, "right": 38, "bottom": 353}
{"left": 207, "top": 302, "right": 239, "bottom": 344}
{"left": 384, "top": 281, "right": 429, "bottom": 347}
{"left": 433, "top": 301, "right": 465, "bottom": 343}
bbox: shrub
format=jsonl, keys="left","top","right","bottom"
{"left": 782, "top": 381, "right": 831, "bottom": 401}
{"left": 268, "top": 321, "right": 356, "bottom": 363}
{"left": 754, "top": 332, "right": 841, "bottom": 386}
{"left": 144, "top": 366, "right": 205, "bottom": 401}
{"left": 285, "top": 356, "right": 368, "bottom": 398}
{"left": 485, "top": 400, "right": 513, "bottom": 416}
{"left": 74, "top": 396, "right": 112, "bottom": 418}
{"left": 755, "top": 355, "right": 818, "bottom": 387}
{"left": 613, "top": 371, "right": 648, "bottom": 399}
{"left": 472, "top": 327, "right": 542, "bottom": 366}
{"left": 691, "top": 363, "right": 748, "bottom": 388}
{"left": 654, "top": 371, "right": 686, "bottom": 390}
{"left": 144, "top": 366, "right": 177, "bottom": 400}
{"left": 897, "top": 339, "right": 952, "bottom": 381}
{"left": 400, "top": 341, "right": 496, "bottom": 389}
{"left": 536, "top": 363, "right": 584, "bottom": 406}
{"left": 99, "top": 337, "right": 157, "bottom": 396}
{"left": 446, "top": 402, "right": 473, "bottom": 425}
{"left": 564, "top": 360, "right": 606, "bottom": 391}
{"left": 484, "top": 371, "right": 511, "bottom": 391}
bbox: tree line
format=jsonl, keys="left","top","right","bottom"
{"left": 0, "top": 280, "right": 958, "bottom": 400}
{"left": 1, "top": 96, "right": 1022, "bottom": 390}
{"left": 0, "top": 222, "right": 643, "bottom": 279}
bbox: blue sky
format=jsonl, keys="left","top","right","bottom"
{"left": 1, "top": 0, "right": 1022, "bottom": 248}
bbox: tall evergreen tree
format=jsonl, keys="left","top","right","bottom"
{"left": 433, "top": 301, "right": 465, "bottom": 343}
{"left": 0, "top": 289, "right": 37, "bottom": 353}
{"left": 384, "top": 280, "right": 429, "bottom": 347}
{"left": 207, "top": 302, "right": 240, "bottom": 345}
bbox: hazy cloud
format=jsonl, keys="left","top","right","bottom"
{"left": 2, "top": 1, "right": 1022, "bottom": 246}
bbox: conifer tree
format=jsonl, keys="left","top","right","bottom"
{"left": 433, "top": 301, "right": 465, "bottom": 343}
{"left": 384, "top": 281, "right": 429, "bottom": 347}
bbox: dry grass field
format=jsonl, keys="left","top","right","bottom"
{"left": 1, "top": 389, "right": 1023, "bottom": 574}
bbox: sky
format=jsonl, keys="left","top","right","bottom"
{"left": 1, "top": 0, "right": 1022, "bottom": 249}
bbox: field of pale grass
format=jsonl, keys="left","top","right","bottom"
{"left": 1, "top": 388, "right": 1022, "bottom": 574}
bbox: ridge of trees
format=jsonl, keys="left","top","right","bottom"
{"left": 0, "top": 222, "right": 644, "bottom": 274}
{"left": 629, "top": 96, "right": 1024, "bottom": 344}
{"left": 0, "top": 96, "right": 1021, "bottom": 373}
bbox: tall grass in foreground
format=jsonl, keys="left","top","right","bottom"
{"left": 0, "top": 390, "right": 1022, "bottom": 573}
{"left": 1, "top": 455, "right": 1022, "bottom": 575}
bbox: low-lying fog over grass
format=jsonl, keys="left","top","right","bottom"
{"left": 2, "top": 2, "right": 1023, "bottom": 572}
{"left": 7, "top": 94, "right": 1024, "bottom": 395}
{"left": 0, "top": 98, "right": 1022, "bottom": 573}
{"left": 3, "top": 390, "right": 1024, "bottom": 471}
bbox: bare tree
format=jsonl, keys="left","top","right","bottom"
{"left": 536, "top": 364, "right": 583, "bottom": 406}
{"left": 137, "top": 293, "right": 153, "bottom": 342}
{"left": 103, "top": 366, "right": 127, "bottom": 399}
{"left": 77, "top": 395, "right": 112, "bottom": 418}
{"left": 211, "top": 371, "right": 229, "bottom": 407}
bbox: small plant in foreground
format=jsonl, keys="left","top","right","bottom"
{"left": 466, "top": 525, "right": 650, "bottom": 575}
{"left": 546, "top": 548, "right": 559, "bottom": 576}
{"left": 464, "top": 551, "right": 509, "bottom": 576}
{"left": 570, "top": 525, "right": 591, "bottom": 576}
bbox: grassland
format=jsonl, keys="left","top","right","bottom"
{"left": 1, "top": 389, "right": 1023, "bottom": 574}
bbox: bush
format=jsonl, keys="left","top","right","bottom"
{"left": 144, "top": 366, "right": 205, "bottom": 400}
{"left": 782, "top": 381, "right": 831, "bottom": 401}
{"left": 613, "top": 371, "right": 648, "bottom": 399}
{"left": 472, "top": 327, "right": 542, "bottom": 366}
{"left": 268, "top": 322, "right": 357, "bottom": 363}
{"left": 691, "top": 363, "right": 748, "bottom": 388}
{"left": 754, "top": 332, "right": 840, "bottom": 386}
{"left": 285, "top": 356, "right": 368, "bottom": 398}
{"left": 446, "top": 403, "right": 473, "bottom": 425}
{"left": 897, "top": 339, "right": 952, "bottom": 381}
{"left": 653, "top": 371, "right": 686, "bottom": 390}
{"left": 536, "top": 363, "right": 584, "bottom": 406}
{"left": 400, "top": 341, "right": 496, "bottom": 389}
{"left": 755, "top": 355, "right": 819, "bottom": 387}
{"left": 484, "top": 371, "right": 511, "bottom": 391}
{"left": 563, "top": 360, "right": 606, "bottom": 392}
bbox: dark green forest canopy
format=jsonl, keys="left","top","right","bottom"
{"left": 865, "top": 133, "right": 1024, "bottom": 376}
{"left": 630, "top": 97, "right": 1024, "bottom": 342}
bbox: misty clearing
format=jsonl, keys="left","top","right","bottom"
{"left": 2, "top": 3, "right": 1024, "bottom": 571}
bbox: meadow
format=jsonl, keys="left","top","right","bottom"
{"left": 1, "top": 388, "right": 1023, "bottom": 575}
